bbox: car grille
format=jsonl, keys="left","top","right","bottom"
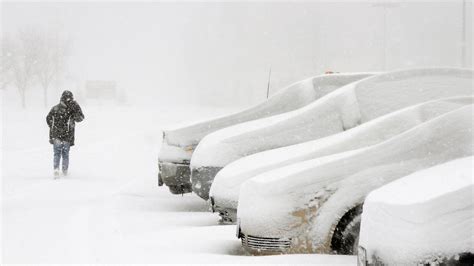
{"left": 240, "top": 233, "right": 291, "bottom": 252}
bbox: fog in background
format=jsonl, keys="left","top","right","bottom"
{"left": 1, "top": 1, "right": 472, "bottom": 108}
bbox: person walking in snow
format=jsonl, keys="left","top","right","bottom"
{"left": 46, "top": 90, "right": 84, "bottom": 178}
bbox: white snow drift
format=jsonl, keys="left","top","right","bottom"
{"left": 210, "top": 96, "right": 474, "bottom": 215}
{"left": 159, "top": 73, "right": 373, "bottom": 163}
{"left": 191, "top": 68, "right": 473, "bottom": 169}
{"left": 358, "top": 157, "right": 474, "bottom": 265}
{"left": 237, "top": 104, "right": 473, "bottom": 254}
{"left": 1, "top": 103, "right": 355, "bottom": 264}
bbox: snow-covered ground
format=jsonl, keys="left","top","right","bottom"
{"left": 1, "top": 99, "right": 355, "bottom": 264}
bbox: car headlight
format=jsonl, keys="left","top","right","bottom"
{"left": 357, "top": 246, "right": 367, "bottom": 266}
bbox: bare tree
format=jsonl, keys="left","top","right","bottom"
{"left": 0, "top": 35, "right": 14, "bottom": 91}
{"left": 7, "top": 28, "right": 41, "bottom": 108}
{"left": 36, "top": 28, "right": 70, "bottom": 107}
{"left": 2, "top": 26, "right": 70, "bottom": 108}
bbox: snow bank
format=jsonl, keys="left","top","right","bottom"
{"left": 2, "top": 104, "right": 355, "bottom": 264}
{"left": 192, "top": 68, "right": 473, "bottom": 168}
{"left": 237, "top": 104, "right": 473, "bottom": 248}
{"left": 359, "top": 157, "right": 474, "bottom": 265}
{"left": 210, "top": 96, "right": 474, "bottom": 210}
{"left": 158, "top": 73, "right": 374, "bottom": 162}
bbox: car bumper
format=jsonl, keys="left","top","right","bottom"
{"left": 191, "top": 166, "right": 222, "bottom": 200}
{"left": 158, "top": 161, "right": 192, "bottom": 194}
{"left": 236, "top": 219, "right": 292, "bottom": 254}
{"left": 210, "top": 197, "right": 237, "bottom": 224}
{"left": 357, "top": 246, "right": 474, "bottom": 265}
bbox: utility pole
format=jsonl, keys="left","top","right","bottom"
{"left": 372, "top": 2, "right": 400, "bottom": 70}
{"left": 461, "top": 0, "right": 466, "bottom": 68}
{"left": 382, "top": 6, "right": 387, "bottom": 70}
{"left": 266, "top": 67, "right": 272, "bottom": 99}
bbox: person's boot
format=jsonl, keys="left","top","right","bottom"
{"left": 62, "top": 169, "right": 68, "bottom": 176}
{"left": 54, "top": 169, "right": 60, "bottom": 179}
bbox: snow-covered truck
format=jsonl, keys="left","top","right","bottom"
{"left": 236, "top": 104, "right": 473, "bottom": 255}
{"left": 358, "top": 157, "right": 474, "bottom": 266}
{"left": 191, "top": 68, "right": 474, "bottom": 200}
{"left": 158, "top": 73, "right": 374, "bottom": 194}
{"left": 209, "top": 96, "right": 474, "bottom": 224}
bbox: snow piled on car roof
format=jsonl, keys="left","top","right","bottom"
{"left": 210, "top": 96, "right": 474, "bottom": 210}
{"left": 359, "top": 156, "right": 474, "bottom": 265}
{"left": 161, "top": 73, "right": 373, "bottom": 148}
{"left": 237, "top": 105, "right": 473, "bottom": 244}
{"left": 191, "top": 68, "right": 473, "bottom": 168}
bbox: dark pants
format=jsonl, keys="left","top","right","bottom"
{"left": 53, "top": 139, "right": 70, "bottom": 171}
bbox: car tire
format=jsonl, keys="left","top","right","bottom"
{"left": 331, "top": 204, "right": 363, "bottom": 255}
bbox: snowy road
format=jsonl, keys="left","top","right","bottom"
{"left": 1, "top": 103, "right": 355, "bottom": 264}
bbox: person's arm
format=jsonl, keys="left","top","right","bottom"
{"left": 46, "top": 108, "right": 54, "bottom": 127}
{"left": 71, "top": 101, "right": 85, "bottom": 122}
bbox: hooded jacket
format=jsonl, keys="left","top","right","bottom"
{"left": 46, "top": 90, "right": 85, "bottom": 146}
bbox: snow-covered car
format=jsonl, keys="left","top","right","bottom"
{"left": 191, "top": 68, "right": 474, "bottom": 200}
{"left": 158, "top": 73, "right": 373, "bottom": 194}
{"left": 236, "top": 104, "right": 473, "bottom": 255}
{"left": 358, "top": 157, "right": 474, "bottom": 266}
{"left": 209, "top": 96, "right": 474, "bottom": 223}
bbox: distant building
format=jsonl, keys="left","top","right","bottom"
{"left": 85, "top": 80, "right": 117, "bottom": 100}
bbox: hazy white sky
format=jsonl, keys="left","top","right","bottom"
{"left": 2, "top": 1, "right": 472, "bottom": 106}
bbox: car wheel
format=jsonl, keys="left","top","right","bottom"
{"left": 331, "top": 204, "right": 363, "bottom": 255}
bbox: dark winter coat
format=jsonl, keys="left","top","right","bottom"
{"left": 46, "top": 91, "right": 84, "bottom": 146}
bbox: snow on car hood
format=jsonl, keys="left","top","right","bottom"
{"left": 191, "top": 68, "right": 473, "bottom": 169}
{"left": 359, "top": 156, "right": 474, "bottom": 265}
{"left": 237, "top": 105, "right": 473, "bottom": 241}
{"left": 161, "top": 73, "right": 373, "bottom": 149}
{"left": 210, "top": 96, "right": 474, "bottom": 210}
